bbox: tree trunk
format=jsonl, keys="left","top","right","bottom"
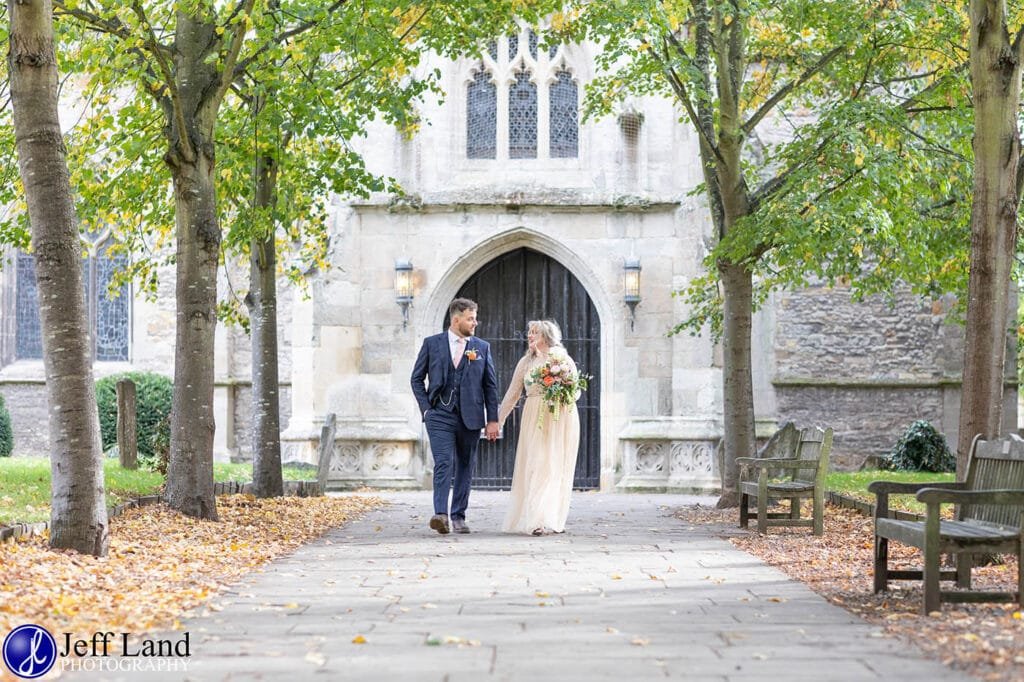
{"left": 247, "top": 152, "right": 284, "bottom": 498}
{"left": 8, "top": 0, "right": 108, "bottom": 555}
{"left": 164, "top": 154, "right": 220, "bottom": 520}
{"left": 161, "top": 13, "right": 234, "bottom": 520}
{"left": 717, "top": 260, "right": 757, "bottom": 508}
{"left": 958, "top": 1, "right": 1021, "bottom": 473}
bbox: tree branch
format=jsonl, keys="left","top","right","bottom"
{"left": 741, "top": 44, "right": 847, "bottom": 135}
{"left": 233, "top": 0, "right": 352, "bottom": 76}
{"left": 128, "top": 0, "right": 192, "bottom": 161}
{"left": 214, "top": 0, "right": 257, "bottom": 112}
{"left": 657, "top": 34, "right": 725, "bottom": 165}
{"left": 333, "top": 6, "right": 429, "bottom": 92}
{"left": 53, "top": 2, "right": 133, "bottom": 40}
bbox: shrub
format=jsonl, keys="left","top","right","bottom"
{"left": 0, "top": 394, "right": 13, "bottom": 457}
{"left": 887, "top": 420, "right": 955, "bottom": 473}
{"left": 96, "top": 372, "right": 172, "bottom": 470}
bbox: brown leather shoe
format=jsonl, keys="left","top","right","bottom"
{"left": 429, "top": 514, "right": 450, "bottom": 535}
{"left": 451, "top": 518, "right": 470, "bottom": 534}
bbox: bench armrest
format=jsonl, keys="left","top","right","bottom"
{"left": 916, "top": 487, "right": 1024, "bottom": 506}
{"left": 869, "top": 480, "right": 965, "bottom": 519}
{"left": 867, "top": 480, "right": 964, "bottom": 495}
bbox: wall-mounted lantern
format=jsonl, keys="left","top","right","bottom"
{"left": 395, "top": 259, "right": 414, "bottom": 329}
{"left": 624, "top": 258, "right": 641, "bottom": 331}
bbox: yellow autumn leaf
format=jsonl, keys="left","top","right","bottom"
{"left": 352, "top": 634, "right": 367, "bottom": 644}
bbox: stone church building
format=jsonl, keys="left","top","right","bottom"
{"left": 1, "top": 27, "right": 1008, "bottom": 492}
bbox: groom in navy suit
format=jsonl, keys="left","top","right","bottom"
{"left": 411, "top": 298, "right": 499, "bottom": 534}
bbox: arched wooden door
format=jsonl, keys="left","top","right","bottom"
{"left": 448, "top": 247, "right": 600, "bottom": 489}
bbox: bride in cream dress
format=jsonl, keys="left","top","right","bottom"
{"left": 497, "top": 319, "right": 581, "bottom": 535}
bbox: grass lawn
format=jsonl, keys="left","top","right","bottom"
{"left": 827, "top": 468, "right": 955, "bottom": 514}
{"left": 0, "top": 458, "right": 316, "bottom": 525}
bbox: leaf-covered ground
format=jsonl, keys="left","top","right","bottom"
{"left": 675, "top": 504, "right": 1024, "bottom": 681}
{"left": 0, "top": 495, "right": 383, "bottom": 652}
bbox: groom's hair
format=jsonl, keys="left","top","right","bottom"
{"left": 449, "top": 298, "right": 478, "bottom": 317}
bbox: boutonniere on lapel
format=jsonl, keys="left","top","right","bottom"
{"left": 464, "top": 348, "right": 479, "bottom": 362}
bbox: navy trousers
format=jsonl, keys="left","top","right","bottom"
{"left": 425, "top": 408, "right": 479, "bottom": 519}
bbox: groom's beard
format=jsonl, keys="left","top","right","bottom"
{"left": 453, "top": 319, "right": 476, "bottom": 338}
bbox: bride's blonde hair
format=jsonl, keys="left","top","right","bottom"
{"left": 526, "top": 319, "right": 562, "bottom": 356}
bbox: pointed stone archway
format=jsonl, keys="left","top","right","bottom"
{"left": 450, "top": 247, "right": 600, "bottom": 489}
{"left": 417, "top": 227, "right": 613, "bottom": 490}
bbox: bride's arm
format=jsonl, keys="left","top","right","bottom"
{"left": 497, "top": 356, "right": 529, "bottom": 425}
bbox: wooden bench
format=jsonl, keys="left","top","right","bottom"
{"left": 869, "top": 434, "right": 1024, "bottom": 614}
{"left": 737, "top": 426, "right": 833, "bottom": 536}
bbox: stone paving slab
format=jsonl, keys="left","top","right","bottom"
{"left": 86, "top": 490, "right": 969, "bottom": 681}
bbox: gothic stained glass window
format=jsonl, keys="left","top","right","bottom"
{"left": 508, "top": 70, "right": 537, "bottom": 159}
{"left": 94, "top": 245, "right": 129, "bottom": 361}
{"left": 528, "top": 30, "right": 538, "bottom": 59}
{"left": 487, "top": 40, "right": 498, "bottom": 62}
{"left": 507, "top": 33, "right": 519, "bottom": 61}
{"left": 466, "top": 68, "right": 497, "bottom": 159}
{"left": 15, "top": 252, "right": 42, "bottom": 359}
{"left": 549, "top": 70, "right": 579, "bottom": 158}
{"left": 14, "top": 245, "right": 129, "bottom": 361}
{"left": 549, "top": 42, "right": 560, "bottom": 59}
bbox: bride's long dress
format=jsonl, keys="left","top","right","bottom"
{"left": 497, "top": 348, "right": 581, "bottom": 534}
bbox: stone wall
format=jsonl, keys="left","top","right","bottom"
{"left": 231, "top": 384, "right": 293, "bottom": 460}
{"left": 774, "top": 385, "right": 947, "bottom": 469}
{"left": 772, "top": 284, "right": 1016, "bottom": 469}
{"left": 774, "top": 285, "right": 963, "bottom": 383}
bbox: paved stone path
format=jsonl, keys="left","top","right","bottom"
{"left": 156, "top": 491, "right": 965, "bottom": 681}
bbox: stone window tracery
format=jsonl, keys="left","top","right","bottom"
{"left": 14, "top": 238, "right": 130, "bottom": 361}
{"left": 549, "top": 69, "right": 578, "bottom": 159}
{"left": 467, "top": 67, "right": 497, "bottom": 159}
{"left": 464, "top": 26, "right": 578, "bottom": 161}
{"left": 509, "top": 69, "right": 538, "bottom": 159}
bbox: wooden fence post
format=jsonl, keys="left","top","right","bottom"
{"left": 116, "top": 378, "right": 138, "bottom": 470}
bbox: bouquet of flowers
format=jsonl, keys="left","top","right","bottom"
{"left": 529, "top": 347, "right": 591, "bottom": 429}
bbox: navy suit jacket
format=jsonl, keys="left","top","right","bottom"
{"left": 410, "top": 332, "right": 499, "bottom": 431}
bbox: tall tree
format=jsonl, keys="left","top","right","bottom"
{"left": 561, "top": 1, "right": 972, "bottom": 504}
{"left": 958, "top": 0, "right": 1023, "bottom": 468}
{"left": 50, "top": 1, "right": 547, "bottom": 508}
{"left": 51, "top": 1, "right": 374, "bottom": 517}
{"left": 217, "top": 3, "right": 431, "bottom": 496}
{"left": 7, "top": 0, "right": 108, "bottom": 555}
{"left": 51, "top": 0, "right": 269, "bottom": 519}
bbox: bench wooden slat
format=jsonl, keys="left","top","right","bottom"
{"left": 872, "top": 434, "right": 1024, "bottom": 614}
{"left": 739, "top": 481, "right": 815, "bottom": 495}
{"left": 877, "top": 518, "right": 1020, "bottom": 545}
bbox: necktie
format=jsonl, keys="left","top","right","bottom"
{"left": 453, "top": 338, "right": 464, "bottom": 367}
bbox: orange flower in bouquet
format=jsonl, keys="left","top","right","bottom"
{"left": 528, "top": 348, "right": 591, "bottom": 429}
